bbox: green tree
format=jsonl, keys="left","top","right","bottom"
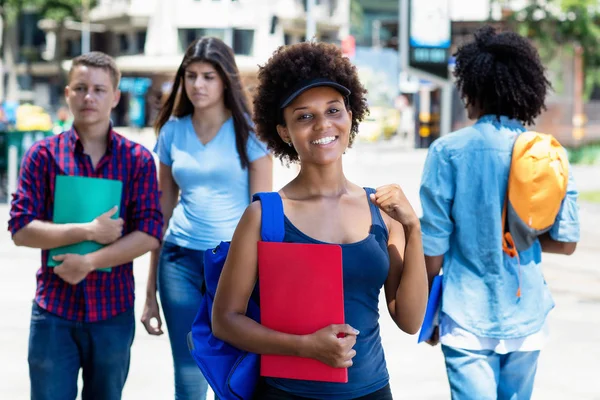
{"left": 349, "top": 0, "right": 365, "bottom": 39}
{"left": 0, "top": 0, "right": 25, "bottom": 101}
{"left": 506, "top": 0, "right": 600, "bottom": 98}
{"left": 0, "top": 0, "right": 97, "bottom": 101}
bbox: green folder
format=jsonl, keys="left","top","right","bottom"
{"left": 48, "top": 175, "right": 123, "bottom": 273}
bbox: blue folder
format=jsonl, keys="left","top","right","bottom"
{"left": 418, "top": 274, "right": 443, "bottom": 343}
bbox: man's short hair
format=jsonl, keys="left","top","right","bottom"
{"left": 69, "top": 52, "right": 121, "bottom": 89}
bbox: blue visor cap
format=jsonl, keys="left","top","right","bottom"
{"left": 278, "top": 78, "right": 351, "bottom": 109}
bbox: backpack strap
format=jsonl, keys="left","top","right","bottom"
{"left": 252, "top": 192, "right": 285, "bottom": 242}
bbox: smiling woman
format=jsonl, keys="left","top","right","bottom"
{"left": 277, "top": 85, "right": 351, "bottom": 165}
{"left": 210, "top": 41, "right": 428, "bottom": 400}
{"left": 252, "top": 42, "right": 369, "bottom": 164}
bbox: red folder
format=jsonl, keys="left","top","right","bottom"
{"left": 257, "top": 241, "right": 347, "bottom": 383}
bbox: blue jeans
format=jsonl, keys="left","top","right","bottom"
{"left": 28, "top": 302, "right": 135, "bottom": 400}
{"left": 442, "top": 345, "right": 540, "bottom": 400}
{"left": 158, "top": 241, "right": 209, "bottom": 400}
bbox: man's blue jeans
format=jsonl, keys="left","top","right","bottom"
{"left": 28, "top": 301, "right": 135, "bottom": 400}
{"left": 158, "top": 241, "right": 209, "bottom": 400}
{"left": 442, "top": 345, "right": 540, "bottom": 400}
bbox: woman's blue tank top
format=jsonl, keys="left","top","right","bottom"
{"left": 265, "top": 188, "right": 391, "bottom": 399}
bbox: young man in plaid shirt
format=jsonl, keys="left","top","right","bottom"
{"left": 9, "top": 52, "right": 163, "bottom": 399}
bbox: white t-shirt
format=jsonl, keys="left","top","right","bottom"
{"left": 439, "top": 313, "right": 549, "bottom": 354}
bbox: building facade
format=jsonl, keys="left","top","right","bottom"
{"left": 23, "top": 0, "right": 350, "bottom": 126}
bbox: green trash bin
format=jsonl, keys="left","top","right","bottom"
{"left": 1, "top": 130, "right": 54, "bottom": 200}
{"left": 5, "top": 130, "right": 54, "bottom": 171}
{"left": 0, "top": 131, "right": 7, "bottom": 174}
{"left": 0, "top": 131, "right": 10, "bottom": 198}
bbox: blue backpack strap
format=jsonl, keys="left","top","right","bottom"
{"left": 252, "top": 192, "right": 285, "bottom": 242}
{"left": 364, "top": 187, "right": 388, "bottom": 234}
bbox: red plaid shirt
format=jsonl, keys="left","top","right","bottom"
{"left": 8, "top": 127, "right": 163, "bottom": 322}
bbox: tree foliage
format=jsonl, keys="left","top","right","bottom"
{"left": 506, "top": 0, "right": 600, "bottom": 98}
{"left": 1, "top": 0, "right": 95, "bottom": 22}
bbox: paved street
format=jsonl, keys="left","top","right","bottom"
{"left": 1, "top": 131, "right": 599, "bottom": 399}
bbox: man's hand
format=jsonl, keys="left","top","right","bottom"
{"left": 53, "top": 254, "right": 95, "bottom": 285}
{"left": 88, "top": 206, "right": 124, "bottom": 244}
{"left": 426, "top": 326, "right": 440, "bottom": 347}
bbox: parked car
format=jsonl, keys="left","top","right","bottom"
{"left": 357, "top": 106, "right": 400, "bottom": 142}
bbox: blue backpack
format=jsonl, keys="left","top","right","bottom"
{"left": 188, "top": 192, "right": 285, "bottom": 400}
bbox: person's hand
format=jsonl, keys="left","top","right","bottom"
{"left": 369, "top": 184, "right": 419, "bottom": 228}
{"left": 426, "top": 326, "right": 439, "bottom": 347}
{"left": 141, "top": 295, "right": 164, "bottom": 335}
{"left": 302, "top": 324, "right": 359, "bottom": 368}
{"left": 53, "top": 254, "right": 95, "bottom": 285}
{"left": 88, "top": 206, "right": 124, "bottom": 244}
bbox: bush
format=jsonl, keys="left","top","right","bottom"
{"left": 566, "top": 140, "right": 600, "bottom": 165}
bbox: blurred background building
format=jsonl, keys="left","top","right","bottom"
{"left": 3, "top": 0, "right": 350, "bottom": 127}
{"left": 0, "top": 0, "right": 599, "bottom": 147}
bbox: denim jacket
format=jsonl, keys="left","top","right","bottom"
{"left": 419, "top": 115, "right": 580, "bottom": 339}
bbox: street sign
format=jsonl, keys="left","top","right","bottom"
{"left": 408, "top": 0, "right": 451, "bottom": 81}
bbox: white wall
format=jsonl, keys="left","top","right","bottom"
{"left": 118, "top": 0, "right": 351, "bottom": 72}
{"left": 450, "top": 0, "right": 491, "bottom": 21}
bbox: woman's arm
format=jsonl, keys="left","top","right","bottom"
{"left": 212, "top": 202, "right": 358, "bottom": 368}
{"left": 141, "top": 162, "right": 179, "bottom": 335}
{"left": 249, "top": 155, "right": 273, "bottom": 197}
{"left": 212, "top": 202, "right": 304, "bottom": 355}
{"left": 384, "top": 217, "right": 428, "bottom": 334}
{"left": 369, "top": 184, "right": 428, "bottom": 334}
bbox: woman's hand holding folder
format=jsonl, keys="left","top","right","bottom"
{"left": 302, "top": 324, "right": 360, "bottom": 368}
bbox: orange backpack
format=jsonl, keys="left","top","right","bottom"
{"left": 502, "top": 132, "right": 569, "bottom": 296}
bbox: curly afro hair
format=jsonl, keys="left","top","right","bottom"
{"left": 453, "top": 26, "right": 551, "bottom": 125}
{"left": 253, "top": 41, "right": 368, "bottom": 163}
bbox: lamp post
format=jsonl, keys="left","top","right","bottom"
{"left": 306, "top": 0, "right": 316, "bottom": 41}
{"left": 81, "top": 0, "right": 90, "bottom": 54}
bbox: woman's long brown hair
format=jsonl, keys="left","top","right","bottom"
{"left": 154, "top": 37, "right": 252, "bottom": 168}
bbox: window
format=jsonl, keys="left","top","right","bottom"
{"left": 65, "top": 38, "right": 81, "bottom": 58}
{"left": 119, "top": 33, "right": 128, "bottom": 53}
{"left": 179, "top": 29, "right": 195, "bottom": 51}
{"left": 202, "top": 28, "right": 227, "bottom": 40}
{"left": 303, "top": 0, "right": 323, "bottom": 10}
{"left": 136, "top": 30, "right": 147, "bottom": 54}
{"left": 284, "top": 33, "right": 293, "bottom": 45}
{"left": 320, "top": 31, "right": 336, "bottom": 43}
{"left": 178, "top": 28, "right": 227, "bottom": 52}
{"left": 329, "top": 0, "right": 337, "bottom": 16}
{"left": 233, "top": 29, "right": 254, "bottom": 56}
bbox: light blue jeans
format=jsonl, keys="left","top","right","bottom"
{"left": 158, "top": 241, "right": 209, "bottom": 400}
{"left": 442, "top": 345, "right": 540, "bottom": 400}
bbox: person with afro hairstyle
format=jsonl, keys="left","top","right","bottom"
{"left": 419, "top": 26, "right": 580, "bottom": 400}
{"left": 211, "top": 41, "right": 429, "bottom": 399}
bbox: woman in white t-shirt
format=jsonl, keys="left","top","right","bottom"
{"left": 141, "top": 37, "right": 272, "bottom": 400}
